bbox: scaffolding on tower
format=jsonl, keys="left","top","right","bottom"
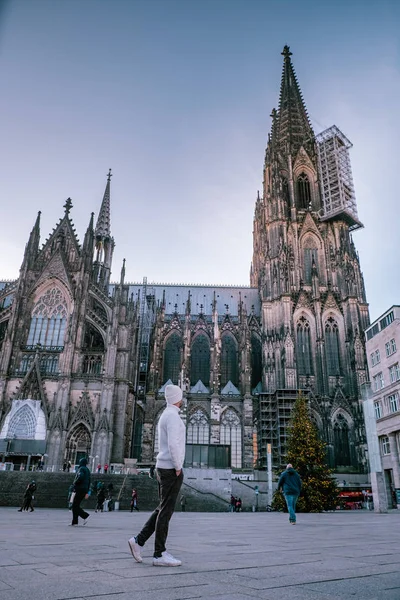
{"left": 316, "top": 125, "right": 363, "bottom": 231}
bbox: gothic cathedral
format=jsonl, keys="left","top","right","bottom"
{"left": 0, "top": 47, "right": 369, "bottom": 475}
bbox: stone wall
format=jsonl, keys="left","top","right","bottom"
{"left": 0, "top": 470, "right": 230, "bottom": 512}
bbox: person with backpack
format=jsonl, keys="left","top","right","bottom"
{"left": 70, "top": 457, "right": 91, "bottom": 526}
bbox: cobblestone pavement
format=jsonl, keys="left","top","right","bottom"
{"left": 1, "top": 507, "right": 400, "bottom": 600}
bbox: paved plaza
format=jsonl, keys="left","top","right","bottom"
{"left": 0, "top": 507, "right": 400, "bottom": 600}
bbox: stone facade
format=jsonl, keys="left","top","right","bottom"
{"left": 0, "top": 47, "right": 370, "bottom": 475}
{"left": 365, "top": 306, "right": 400, "bottom": 507}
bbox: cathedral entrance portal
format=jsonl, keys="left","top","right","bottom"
{"left": 65, "top": 424, "right": 91, "bottom": 470}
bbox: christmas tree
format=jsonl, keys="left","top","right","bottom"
{"left": 272, "top": 393, "right": 338, "bottom": 512}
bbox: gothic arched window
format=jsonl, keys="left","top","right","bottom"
{"left": 220, "top": 334, "right": 238, "bottom": 388}
{"left": 251, "top": 334, "right": 262, "bottom": 390}
{"left": 27, "top": 287, "right": 68, "bottom": 349}
{"left": 83, "top": 324, "right": 104, "bottom": 352}
{"left": 8, "top": 405, "right": 36, "bottom": 439}
{"left": 333, "top": 414, "right": 351, "bottom": 466}
{"left": 297, "top": 172, "right": 311, "bottom": 209}
{"left": 296, "top": 317, "right": 313, "bottom": 375}
{"left": 163, "top": 332, "right": 183, "bottom": 385}
{"left": 325, "top": 317, "right": 341, "bottom": 376}
{"left": 220, "top": 409, "right": 242, "bottom": 468}
{"left": 304, "top": 247, "right": 318, "bottom": 284}
{"left": 190, "top": 334, "right": 210, "bottom": 386}
{"left": 187, "top": 409, "right": 209, "bottom": 445}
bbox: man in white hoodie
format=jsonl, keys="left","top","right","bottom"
{"left": 128, "top": 384, "right": 186, "bottom": 567}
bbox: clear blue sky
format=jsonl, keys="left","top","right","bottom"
{"left": 0, "top": 0, "right": 399, "bottom": 321}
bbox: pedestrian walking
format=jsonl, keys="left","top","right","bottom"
{"left": 70, "top": 457, "right": 91, "bottom": 526}
{"left": 18, "top": 480, "right": 37, "bottom": 512}
{"left": 180, "top": 494, "right": 186, "bottom": 512}
{"left": 277, "top": 463, "right": 302, "bottom": 524}
{"left": 128, "top": 383, "right": 186, "bottom": 567}
{"left": 104, "top": 463, "right": 109, "bottom": 474}
{"left": 130, "top": 489, "right": 139, "bottom": 512}
{"left": 63, "top": 462, "right": 67, "bottom": 472}
{"left": 95, "top": 482, "right": 106, "bottom": 512}
{"left": 229, "top": 495, "right": 236, "bottom": 512}
{"left": 97, "top": 464, "right": 101, "bottom": 474}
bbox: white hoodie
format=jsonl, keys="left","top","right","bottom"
{"left": 156, "top": 404, "right": 186, "bottom": 470}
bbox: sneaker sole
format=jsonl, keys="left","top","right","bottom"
{"left": 153, "top": 562, "right": 182, "bottom": 567}
{"left": 128, "top": 540, "right": 143, "bottom": 563}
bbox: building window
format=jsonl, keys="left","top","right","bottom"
{"left": 388, "top": 392, "right": 399, "bottom": 414}
{"left": 381, "top": 435, "right": 391, "bottom": 455}
{"left": 370, "top": 350, "right": 380, "bottom": 366}
{"left": 386, "top": 338, "right": 397, "bottom": 357}
{"left": 304, "top": 248, "right": 318, "bottom": 284}
{"left": 373, "top": 372, "right": 384, "bottom": 391}
{"left": 370, "top": 352, "right": 375, "bottom": 366}
{"left": 296, "top": 317, "right": 313, "bottom": 375}
{"left": 380, "top": 311, "right": 394, "bottom": 331}
{"left": 374, "top": 401, "right": 382, "bottom": 419}
{"left": 297, "top": 172, "right": 311, "bottom": 209}
{"left": 187, "top": 410, "right": 209, "bottom": 445}
{"left": 389, "top": 363, "right": 400, "bottom": 384}
{"left": 190, "top": 334, "right": 210, "bottom": 387}
{"left": 27, "top": 287, "right": 68, "bottom": 349}
{"left": 163, "top": 333, "right": 183, "bottom": 385}
{"left": 325, "top": 317, "right": 341, "bottom": 376}
{"left": 220, "top": 334, "right": 238, "bottom": 388}
{"left": 220, "top": 409, "right": 242, "bottom": 469}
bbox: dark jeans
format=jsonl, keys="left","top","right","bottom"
{"left": 284, "top": 493, "right": 298, "bottom": 522}
{"left": 72, "top": 490, "right": 89, "bottom": 524}
{"left": 136, "top": 468, "right": 183, "bottom": 557}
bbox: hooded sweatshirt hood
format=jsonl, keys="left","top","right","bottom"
{"left": 79, "top": 457, "right": 88, "bottom": 467}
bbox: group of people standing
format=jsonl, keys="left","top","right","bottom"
{"left": 229, "top": 495, "right": 243, "bottom": 512}
{"left": 18, "top": 480, "right": 36, "bottom": 512}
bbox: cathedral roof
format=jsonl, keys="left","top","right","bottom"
{"left": 116, "top": 283, "right": 261, "bottom": 317}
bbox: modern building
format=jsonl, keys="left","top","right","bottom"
{"left": 0, "top": 47, "right": 370, "bottom": 477}
{"left": 365, "top": 306, "right": 400, "bottom": 507}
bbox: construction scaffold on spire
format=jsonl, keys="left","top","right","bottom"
{"left": 316, "top": 125, "right": 363, "bottom": 231}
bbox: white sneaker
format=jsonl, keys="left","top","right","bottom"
{"left": 128, "top": 537, "right": 143, "bottom": 563}
{"left": 83, "top": 515, "right": 90, "bottom": 526}
{"left": 153, "top": 551, "right": 182, "bottom": 567}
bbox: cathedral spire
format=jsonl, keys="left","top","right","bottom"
{"left": 93, "top": 169, "right": 115, "bottom": 291}
{"left": 275, "top": 45, "right": 314, "bottom": 157}
{"left": 95, "top": 169, "right": 112, "bottom": 240}
{"left": 23, "top": 211, "right": 41, "bottom": 266}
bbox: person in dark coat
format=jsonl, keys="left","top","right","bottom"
{"left": 278, "top": 463, "right": 302, "bottom": 524}
{"left": 18, "top": 480, "right": 37, "bottom": 512}
{"left": 70, "top": 457, "right": 91, "bottom": 526}
{"left": 95, "top": 483, "right": 106, "bottom": 513}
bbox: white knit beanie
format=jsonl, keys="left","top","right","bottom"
{"left": 165, "top": 384, "right": 183, "bottom": 405}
